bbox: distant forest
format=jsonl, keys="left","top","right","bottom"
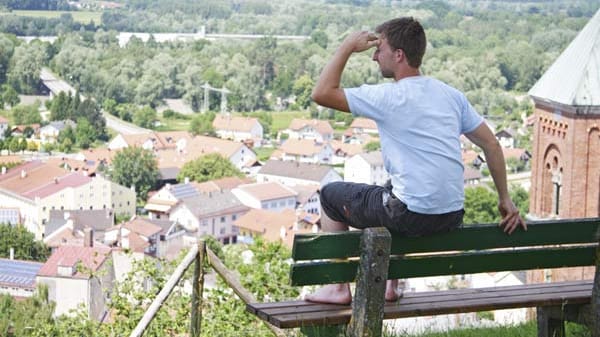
{"left": 0, "top": 0, "right": 598, "bottom": 148}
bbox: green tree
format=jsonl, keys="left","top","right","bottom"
{"left": 364, "top": 141, "right": 381, "bottom": 152}
{"left": 110, "top": 147, "right": 159, "bottom": 202}
{"left": 7, "top": 42, "right": 48, "bottom": 94}
{"left": 0, "top": 224, "right": 50, "bottom": 261}
{"left": 2, "top": 84, "right": 19, "bottom": 108}
{"left": 8, "top": 137, "right": 19, "bottom": 154}
{"left": 133, "top": 105, "right": 157, "bottom": 129}
{"left": 189, "top": 112, "right": 216, "bottom": 136}
{"left": 463, "top": 186, "right": 499, "bottom": 225}
{"left": 176, "top": 153, "right": 243, "bottom": 183}
{"left": 75, "top": 118, "right": 97, "bottom": 149}
{"left": 292, "top": 74, "right": 314, "bottom": 109}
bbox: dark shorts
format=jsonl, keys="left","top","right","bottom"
{"left": 320, "top": 181, "right": 464, "bottom": 237}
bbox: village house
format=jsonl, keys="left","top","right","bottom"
{"left": 108, "top": 131, "right": 257, "bottom": 180}
{"left": 104, "top": 217, "right": 163, "bottom": 256}
{"left": 36, "top": 240, "right": 114, "bottom": 321}
{"left": 43, "top": 209, "right": 115, "bottom": 249}
{"left": 234, "top": 208, "right": 318, "bottom": 248}
{"left": 495, "top": 129, "right": 516, "bottom": 149}
{"left": 281, "top": 118, "right": 334, "bottom": 143}
{"left": 329, "top": 140, "right": 364, "bottom": 165}
{"left": 212, "top": 114, "right": 263, "bottom": 146}
{"left": 463, "top": 167, "right": 483, "bottom": 185}
{"left": 0, "top": 257, "right": 44, "bottom": 299}
{"left": 257, "top": 160, "right": 342, "bottom": 187}
{"left": 344, "top": 151, "right": 389, "bottom": 186}
{"left": 279, "top": 138, "right": 333, "bottom": 164}
{"left": 290, "top": 184, "right": 321, "bottom": 215}
{"left": 347, "top": 117, "right": 378, "bottom": 136}
{"left": 232, "top": 181, "right": 297, "bottom": 212}
{"left": 39, "top": 120, "right": 76, "bottom": 144}
{"left": 0, "top": 160, "right": 135, "bottom": 239}
{"left": 169, "top": 190, "right": 249, "bottom": 244}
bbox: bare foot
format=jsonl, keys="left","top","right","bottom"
{"left": 304, "top": 284, "right": 352, "bottom": 305}
{"left": 385, "top": 279, "right": 404, "bottom": 302}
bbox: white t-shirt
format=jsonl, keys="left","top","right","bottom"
{"left": 345, "top": 76, "right": 483, "bottom": 214}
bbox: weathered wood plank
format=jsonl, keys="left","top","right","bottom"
{"left": 292, "top": 219, "right": 600, "bottom": 261}
{"left": 268, "top": 284, "right": 592, "bottom": 328}
{"left": 347, "top": 227, "right": 391, "bottom": 337}
{"left": 253, "top": 281, "right": 593, "bottom": 321}
{"left": 291, "top": 246, "right": 596, "bottom": 286}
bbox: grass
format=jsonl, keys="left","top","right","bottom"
{"left": 0, "top": 10, "right": 102, "bottom": 24}
{"left": 386, "top": 320, "right": 590, "bottom": 337}
{"left": 271, "top": 110, "right": 310, "bottom": 133}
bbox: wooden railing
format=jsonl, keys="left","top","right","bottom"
{"left": 129, "top": 240, "right": 285, "bottom": 337}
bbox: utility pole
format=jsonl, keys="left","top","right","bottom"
{"left": 201, "top": 82, "right": 230, "bottom": 114}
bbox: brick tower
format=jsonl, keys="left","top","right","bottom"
{"left": 529, "top": 9, "right": 600, "bottom": 220}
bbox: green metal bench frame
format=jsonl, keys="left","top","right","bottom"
{"left": 247, "top": 218, "right": 600, "bottom": 337}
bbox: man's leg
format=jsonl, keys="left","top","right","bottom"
{"left": 304, "top": 210, "right": 353, "bottom": 304}
{"left": 304, "top": 185, "right": 402, "bottom": 304}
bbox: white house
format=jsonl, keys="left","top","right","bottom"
{"left": 212, "top": 114, "right": 263, "bottom": 145}
{"left": 169, "top": 190, "right": 249, "bottom": 245}
{"left": 344, "top": 151, "right": 389, "bottom": 186}
{"left": 232, "top": 181, "right": 297, "bottom": 212}
{"left": 495, "top": 129, "right": 515, "bottom": 149}
{"left": 282, "top": 118, "right": 333, "bottom": 143}
{"left": 39, "top": 120, "right": 76, "bottom": 144}
{"left": 257, "top": 160, "right": 342, "bottom": 187}
{"left": 280, "top": 139, "right": 333, "bottom": 164}
{"left": 348, "top": 117, "right": 378, "bottom": 135}
{"left": 290, "top": 184, "right": 321, "bottom": 215}
{"left": 36, "top": 244, "right": 114, "bottom": 321}
{"left": 144, "top": 183, "right": 199, "bottom": 220}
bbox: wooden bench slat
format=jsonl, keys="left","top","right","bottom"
{"left": 250, "top": 281, "right": 592, "bottom": 319}
{"left": 262, "top": 281, "right": 593, "bottom": 328}
{"left": 291, "top": 246, "right": 596, "bottom": 285}
{"left": 292, "top": 219, "right": 600, "bottom": 260}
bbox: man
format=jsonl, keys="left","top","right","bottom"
{"left": 306, "top": 17, "right": 526, "bottom": 305}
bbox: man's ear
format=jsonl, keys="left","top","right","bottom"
{"left": 395, "top": 49, "right": 405, "bottom": 63}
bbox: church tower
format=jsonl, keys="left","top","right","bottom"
{"left": 528, "top": 9, "right": 600, "bottom": 219}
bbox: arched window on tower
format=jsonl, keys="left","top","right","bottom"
{"left": 551, "top": 157, "right": 562, "bottom": 217}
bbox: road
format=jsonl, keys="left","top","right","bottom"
{"left": 104, "top": 112, "right": 151, "bottom": 135}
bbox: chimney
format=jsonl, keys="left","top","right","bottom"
{"left": 83, "top": 228, "right": 94, "bottom": 247}
{"left": 20, "top": 170, "right": 26, "bottom": 179}
{"left": 9, "top": 247, "right": 14, "bottom": 260}
{"left": 54, "top": 177, "right": 59, "bottom": 184}
{"left": 184, "top": 177, "right": 190, "bottom": 184}
{"left": 1, "top": 166, "right": 6, "bottom": 175}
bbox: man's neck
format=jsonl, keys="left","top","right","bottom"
{"left": 394, "top": 67, "right": 421, "bottom": 81}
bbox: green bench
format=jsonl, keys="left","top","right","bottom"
{"left": 247, "top": 218, "right": 600, "bottom": 337}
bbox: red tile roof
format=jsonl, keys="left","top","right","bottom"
{"left": 37, "top": 245, "right": 111, "bottom": 279}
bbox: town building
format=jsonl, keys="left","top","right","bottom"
{"left": 344, "top": 151, "right": 389, "bottom": 186}
{"left": 257, "top": 160, "right": 342, "bottom": 187}
{"left": 0, "top": 161, "right": 135, "bottom": 239}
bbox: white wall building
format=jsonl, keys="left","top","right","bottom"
{"left": 344, "top": 151, "right": 389, "bottom": 186}
{"left": 232, "top": 182, "right": 297, "bottom": 212}
{"left": 257, "top": 160, "right": 342, "bottom": 187}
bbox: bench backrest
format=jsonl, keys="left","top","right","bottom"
{"left": 290, "top": 218, "right": 600, "bottom": 286}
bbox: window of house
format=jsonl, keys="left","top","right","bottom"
{"left": 220, "top": 227, "right": 226, "bottom": 234}
{"left": 221, "top": 216, "right": 226, "bottom": 223}
{"left": 232, "top": 214, "right": 237, "bottom": 221}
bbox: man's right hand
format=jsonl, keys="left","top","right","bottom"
{"left": 341, "top": 31, "right": 380, "bottom": 53}
{"left": 498, "top": 198, "right": 527, "bottom": 235}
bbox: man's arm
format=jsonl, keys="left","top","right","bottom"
{"left": 311, "top": 31, "right": 379, "bottom": 112}
{"left": 465, "top": 122, "right": 527, "bottom": 234}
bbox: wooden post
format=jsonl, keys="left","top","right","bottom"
{"left": 591, "top": 238, "right": 600, "bottom": 337}
{"left": 537, "top": 307, "right": 565, "bottom": 337}
{"left": 347, "top": 227, "right": 391, "bottom": 337}
{"left": 129, "top": 244, "right": 199, "bottom": 337}
{"left": 190, "top": 240, "right": 206, "bottom": 337}
{"left": 206, "top": 248, "right": 287, "bottom": 337}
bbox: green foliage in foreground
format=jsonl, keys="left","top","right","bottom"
{"left": 0, "top": 237, "right": 299, "bottom": 336}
